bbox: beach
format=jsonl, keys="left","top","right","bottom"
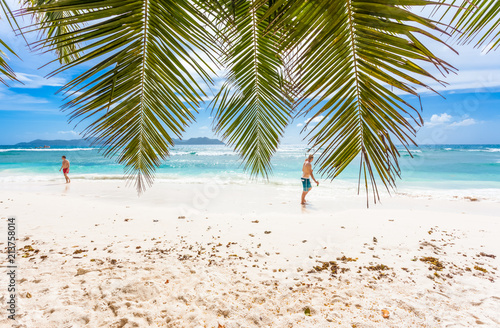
{"left": 1, "top": 0, "right": 500, "bottom": 324}
{"left": 1, "top": 179, "right": 499, "bottom": 327}
{"left": 1, "top": 0, "right": 500, "bottom": 325}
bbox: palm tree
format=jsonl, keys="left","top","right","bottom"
{"left": 1, "top": 0, "right": 499, "bottom": 203}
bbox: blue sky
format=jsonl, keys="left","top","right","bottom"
{"left": 1, "top": 2, "right": 500, "bottom": 145}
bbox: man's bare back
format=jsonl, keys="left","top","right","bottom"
{"left": 302, "top": 160, "right": 312, "bottom": 178}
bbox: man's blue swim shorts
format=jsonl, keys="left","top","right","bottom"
{"left": 301, "top": 178, "right": 311, "bottom": 192}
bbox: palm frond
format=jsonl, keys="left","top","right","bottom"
{"left": 23, "top": 0, "right": 85, "bottom": 64}
{"left": 211, "top": 0, "right": 292, "bottom": 178}
{"left": 0, "top": 0, "right": 21, "bottom": 85}
{"left": 441, "top": 0, "right": 500, "bottom": 51}
{"left": 24, "top": 0, "right": 218, "bottom": 192}
{"left": 16, "top": 0, "right": 466, "bottom": 203}
{"left": 280, "top": 0, "right": 456, "bottom": 204}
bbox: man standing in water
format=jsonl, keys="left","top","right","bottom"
{"left": 301, "top": 154, "right": 318, "bottom": 204}
{"left": 59, "top": 156, "right": 71, "bottom": 183}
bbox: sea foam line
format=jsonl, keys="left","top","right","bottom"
{"left": 0, "top": 148, "right": 98, "bottom": 152}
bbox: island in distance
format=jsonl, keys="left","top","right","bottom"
{"left": 11, "top": 137, "right": 224, "bottom": 147}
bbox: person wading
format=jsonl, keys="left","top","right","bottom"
{"left": 301, "top": 154, "right": 319, "bottom": 205}
{"left": 59, "top": 155, "right": 71, "bottom": 183}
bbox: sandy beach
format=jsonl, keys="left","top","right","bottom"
{"left": 0, "top": 179, "right": 499, "bottom": 327}
{"left": 1, "top": 0, "right": 500, "bottom": 326}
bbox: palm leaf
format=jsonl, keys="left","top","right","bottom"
{"left": 211, "top": 0, "right": 292, "bottom": 178}
{"left": 440, "top": 0, "right": 500, "bottom": 51}
{"left": 24, "top": 0, "right": 218, "bottom": 192}
{"left": 19, "top": 0, "right": 463, "bottom": 203}
{"left": 278, "top": 0, "right": 456, "bottom": 204}
{"left": 0, "top": 0, "right": 21, "bottom": 85}
{"left": 23, "top": 0, "right": 85, "bottom": 64}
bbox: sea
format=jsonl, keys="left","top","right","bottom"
{"left": 0, "top": 144, "right": 499, "bottom": 199}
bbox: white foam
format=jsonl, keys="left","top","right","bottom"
{"left": 460, "top": 148, "right": 500, "bottom": 152}
{"left": 0, "top": 148, "right": 97, "bottom": 152}
{"left": 398, "top": 149, "right": 422, "bottom": 154}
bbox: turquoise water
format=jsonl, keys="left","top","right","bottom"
{"left": 0, "top": 144, "right": 499, "bottom": 190}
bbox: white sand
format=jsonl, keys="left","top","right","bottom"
{"left": 0, "top": 179, "right": 499, "bottom": 327}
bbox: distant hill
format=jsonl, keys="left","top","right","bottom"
{"left": 14, "top": 139, "right": 92, "bottom": 147}
{"left": 13, "top": 137, "right": 223, "bottom": 147}
{"left": 173, "top": 137, "right": 224, "bottom": 145}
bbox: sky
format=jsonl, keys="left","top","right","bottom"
{"left": 1, "top": 2, "right": 500, "bottom": 146}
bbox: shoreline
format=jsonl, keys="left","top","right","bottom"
{"left": 2, "top": 176, "right": 500, "bottom": 203}
{"left": 0, "top": 180, "right": 499, "bottom": 327}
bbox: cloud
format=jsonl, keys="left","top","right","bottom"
{"left": 296, "top": 123, "right": 303, "bottom": 127}
{"left": 481, "top": 42, "right": 496, "bottom": 55}
{"left": 424, "top": 113, "right": 477, "bottom": 128}
{"left": 449, "top": 118, "right": 477, "bottom": 127}
{"left": 58, "top": 130, "right": 78, "bottom": 136}
{"left": 305, "top": 115, "right": 324, "bottom": 124}
{"left": 426, "top": 113, "right": 452, "bottom": 127}
{"left": 11, "top": 73, "right": 66, "bottom": 89}
{"left": 199, "top": 126, "right": 209, "bottom": 130}
{"left": 0, "top": 89, "right": 51, "bottom": 109}
{"left": 0, "top": 93, "right": 49, "bottom": 105}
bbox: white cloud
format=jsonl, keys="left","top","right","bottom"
{"left": 449, "top": 118, "right": 477, "bottom": 127}
{"left": 296, "top": 123, "right": 303, "bottom": 127}
{"left": 0, "top": 89, "right": 50, "bottom": 109}
{"left": 199, "top": 126, "right": 209, "bottom": 130}
{"left": 12, "top": 73, "right": 65, "bottom": 89}
{"left": 424, "top": 113, "right": 477, "bottom": 128}
{"left": 426, "top": 113, "right": 452, "bottom": 127}
{"left": 481, "top": 42, "right": 496, "bottom": 56}
{"left": 58, "top": 131, "right": 78, "bottom": 136}
{"left": 0, "top": 93, "right": 49, "bottom": 105}
{"left": 305, "top": 115, "right": 324, "bottom": 124}
{"left": 201, "top": 96, "right": 214, "bottom": 102}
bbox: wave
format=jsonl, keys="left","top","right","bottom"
{"left": 0, "top": 148, "right": 98, "bottom": 152}
{"left": 397, "top": 149, "right": 422, "bottom": 153}
{"left": 458, "top": 148, "right": 500, "bottom": 152}
{"left": 415, "top": 147, "right": 500, "bottom": 153}
{"left": 170, "top": 151, "right": 236, "bottom": 156}
{"left": 0, "top": 173, "right": 126, "bottom": 182}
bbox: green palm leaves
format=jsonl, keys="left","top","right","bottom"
{"left": 25, "top": 0, "right": 85, "bottom": 64}
{"left": 24, "top": 0, "right": 216, "bottom": 192}
{"left": 281, "top": 0, "right": 456, "bottom": 202}
{"left": 212, "top": 0, "right": 291, "bottom": 177}
{"left": 0, "top": 0, "right": 20, "bottom": 85}
{"left": 1, "top": 0, "right": 498, "bottom": 199}
{"left": 0, "top": 37, "right": 17, "bottom": 86}
{"left": 445, "top": 0, "right": 500, "bottom": 51}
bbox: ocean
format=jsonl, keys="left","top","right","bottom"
{"left": 0, "top": 144, "right": 499, "bottom": 198}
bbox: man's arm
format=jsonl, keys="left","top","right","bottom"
{"left": 309, "top": 164, "right": 319, "bottom": 185}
